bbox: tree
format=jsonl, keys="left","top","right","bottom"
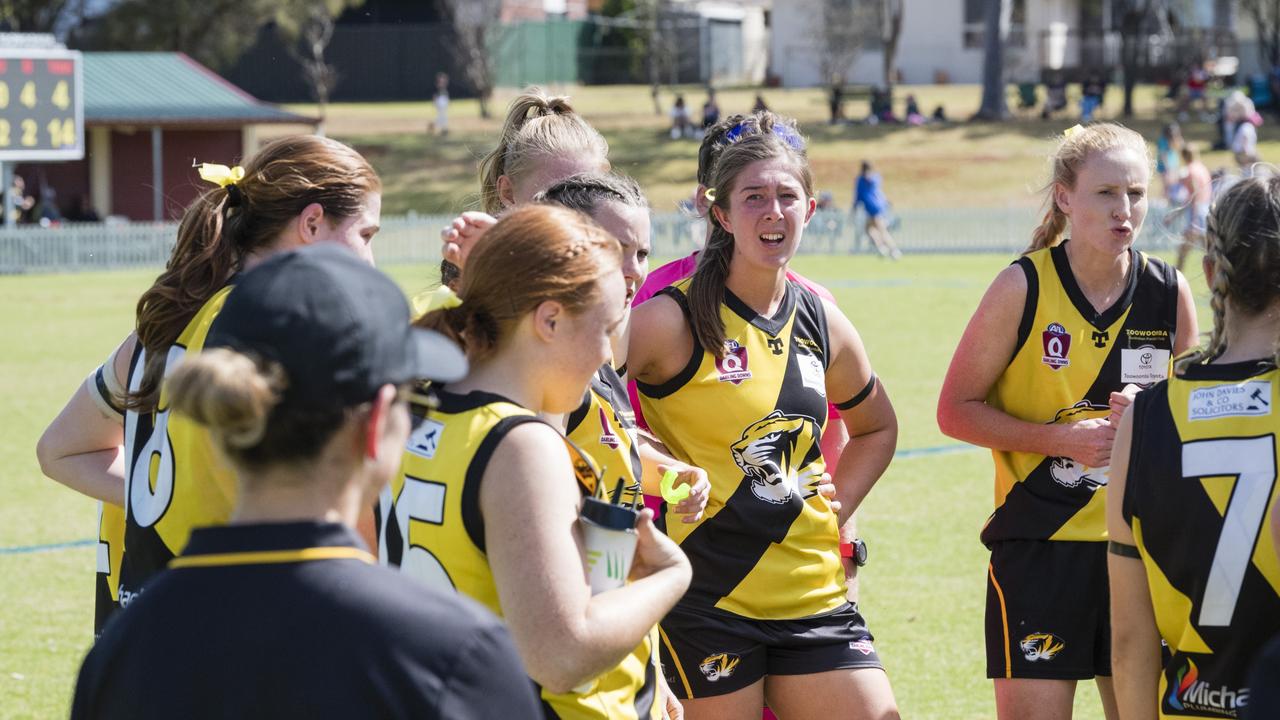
{"left": 440, "top": 0, "right": 500, "bottom": 119}
{"left": 973, "top": 0, "right": 1010, "bottom": 120}
{"left": 879, "top": 0, "right": 904, "bottom": 90}
{"left": 812, "top": 0, "right": 878, "bottom": 91}
{"left": 1117, "top": 0, "right": 1159, "bottom": 118}
{"left": 1242, "top": 0, "right": 1280, "bottom": 72}
{"left": 0, "top": 0, "right": 89, "bottom": 35}
{"left": 73, "top": 1, "right": 277, "bottom": 71}
{"left": 273, "top": 0, "right": 351, "bottom": 132}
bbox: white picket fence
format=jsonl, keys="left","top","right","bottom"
{"left": 0, "top": 207, "right": 1189, "bottom": 275}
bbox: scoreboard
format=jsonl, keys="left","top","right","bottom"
{"left": 0, "top": 49, "right": 83, "bottom": 161}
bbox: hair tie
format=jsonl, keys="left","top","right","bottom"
{"left": 1063, "top": 124, "right": 1084, "bottom": 140}
{"left": 703, "top": 187, "right": 717, "bottom": 203}
{"left": 411, "top": 285, "right": 463, "bottom": 319}
{"left": 196, "top": 162, "right": 246, "bottom": 208}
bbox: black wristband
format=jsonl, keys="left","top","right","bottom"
{"left": 1108, "top": 540, "right": 1141, "bottom": 559}
{"left": 835, "top": 374, "right": 877, "bottom": 411}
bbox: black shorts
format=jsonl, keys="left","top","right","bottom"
{"left": 657, "top": 601, "right": 882, "bottom": 699}
{"left": 986, "top": 539, "right": 1111, "bottom": 680}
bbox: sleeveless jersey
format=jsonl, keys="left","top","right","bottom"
{"left": 117, "top": 287, "right": 237, "bottom": 610}
{"left": 94, "top": 342, "right": 141, "bottom": 636}
{"left": 567, "top": 364, "right": 643, "bottom": 507}
{"left": 379, "top": 388, "right": 660, "bottom": 720}
{"left": 983, "top": 243, "right": 1179, "bottom": 545}
{"left": 637, "top": 278, "right": 842, "bottom": 621}
{"left": 1125, "top": 359, "right": 1280, "bottom": 719}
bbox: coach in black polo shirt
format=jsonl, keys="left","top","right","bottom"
{"left": 71, "top": 245, "right": 541, "bottom": 719}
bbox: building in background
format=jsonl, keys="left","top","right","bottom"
{"left": 771, "top": 0, "right": 1234, "bottom": 87}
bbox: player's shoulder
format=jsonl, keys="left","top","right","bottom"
{"left": 785, "top": 269, "right": 836, "bottom": 303}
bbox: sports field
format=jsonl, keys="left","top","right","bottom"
{"left": 0, "top": 251, "right": 1211, "bottom": 718}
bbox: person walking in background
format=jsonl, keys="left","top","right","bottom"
{"left": 854, "top": 161, "right": 902, "bottom": 259}
{"left": 431, "top": 72, "right": 450, "bottom": 136}
{"left": 71, "top": 243, "right": 542, "bottom": 719}
{"left": 1177, "top": 143, "right": 1212, "bottom": 271}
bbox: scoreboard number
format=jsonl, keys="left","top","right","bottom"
{"left": 0, "top": 49, "right": 83, "bottom": 161}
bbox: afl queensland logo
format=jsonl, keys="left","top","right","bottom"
{"left": 1041, "top": 322, "right": 1071, "bottom": 370}
{"left": 717, "top": 340, "right": 752, "bottom": 384}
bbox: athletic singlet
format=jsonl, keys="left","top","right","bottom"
{"left": 637, "top": 278, "right": 843, "bottom": 620}
{"left": 567, "top": 365, "right": 643, "bottom": 507}
{"left": 1125, "top": 359, "right": 1280, "bottom": 719}
{"left": 379, "top": 388, "right": 660, "bottom": 720}
{"left": 92, "top": 343, "right": 140, "bottom": 636}
{"left": 983, "top": 242, "right": 1179, "bottom": 545}
{"left": 116, "top": 287, "right": 237, "bottom": 610}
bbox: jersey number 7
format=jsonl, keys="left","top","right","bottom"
{"left": 1182, "top": 434, "right": 1277, "bottom": 627}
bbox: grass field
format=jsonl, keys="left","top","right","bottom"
{"left": 0, "top": 251, "right": 1212, "bottom": 719}
{"left": 268, "top": 83, "right": 1280, "bottom": 217}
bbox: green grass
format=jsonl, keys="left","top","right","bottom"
{"left": 0, "top": 253, "right": 1213, "bottom": 718}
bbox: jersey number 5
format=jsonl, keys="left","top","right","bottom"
{"left": 388, "top": 476, "right": 456, "bottom": 591}
{"left": 1182, "top": 434, "right": 1277, "bottom": 627}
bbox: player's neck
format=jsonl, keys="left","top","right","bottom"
{"left": 725, "top": 263, "right": 788, "bottom": 318}
{"left": 230, "top": 454, "right": 365, "bottom": 529}
{"left": 450, "top": 354, "right": 543, "bottom": 412}
{"left": 1216, "top": 299, "right": 1280, "bottom": 364}
{"left": 1064, "top": 239, "right": 1130, "bottom": 311}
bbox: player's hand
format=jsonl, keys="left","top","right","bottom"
{"left": 657, "top": 673, "right": 683, "bottom": 719}
{"left": 815, "top": 472, "right": 843, "bottom": 515}
{"left": 1108, "top": 384, "right": 1142, "bottom": 425}
{"left": 629, "top": 508, "right": 690, "bottom": 581}
{"left": 1061, "top": 417, "right": 1116, "bottom": 468}
{"left": 658, "top": 462, "right": 710, "bottom": 523}
{"left": 440, "top": 211, "right": 497, "bottom": 272}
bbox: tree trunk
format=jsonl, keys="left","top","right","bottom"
{"left": 881, "top": 0, "right": 902, "bottom": 90}
{"left": 973, "top": 0, "right": 1010, "bottom": 120}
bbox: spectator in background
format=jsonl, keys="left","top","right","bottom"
{"left": 431, "top": 72, "right": 450, "bottom": 136}
{"left": 1177, "top": 143, "right": 1212, "bottom": 271}
{"left": 670, "top": 94, "right": 693, "bottom": 139}
{"left": 1041, "top": 72, "right": 1068, "bottom": 119}
{"left": 1181, "top": 62, "right": 1210, "bottom": 120}
{"left": 8, "top": 173, "right": 33, "bottom": 224}
{"left": 905, "top": 94, "right": 924, "bottom": 125}
{"left": 854, "top": 160, "right": 902, "bottom": 260}
{"left": 1156, "top": 122, "right": 1186, "bottom": 207}
{"left": 1080, "top": 74, "right": 1105, "bottom": 122}
{"left": 829, "top": 76, "right": 845, "bottom": 125}
{"left": 1226, "top": 91, "right": 1261, "bottom": 173}
{"left": 65, "top": 196, "right": 100, "bottom": 223}
{"left": 753, "top": 93, "right": 769, "bottom": 112}
{"left": 701, "top": 88, "right": 720, "bottom": 130}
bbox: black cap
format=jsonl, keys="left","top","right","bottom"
{"left": 579, "top": 496, "right": 639, "bottom": 531}
{"left": 207, "top": 243, "right": 466, "bottom": 410}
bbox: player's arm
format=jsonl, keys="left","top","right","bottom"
{"left": 35, "top": 334, "right": 135, "bottom": 505}
{"left": 937, "top": 264, "right": 1115, "bottom": 466}
{"left": 481, "top": 422, "right": 690, "bottom": 694}
{"left": 626, "top": 293, "right": 695, "bottom": 388}
{"left": 1173, "top": 269, "right": 1200, "bottom": 356}
{"left": 635, "top": 431, "right": 709, "bottom": 523}
{"left": 823, "top": 300, "right": 896, "bottom": 526}
{"left": 1107, "top": 404, "right": 1161, "bottom": 720}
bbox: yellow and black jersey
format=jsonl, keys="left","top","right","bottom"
{"left": 1124, "top": 359, "right": 1280, "bottom": 719}
{"left": 90, "top": 341, "right": 139, "bottom": 636}
{"left": 636, "top": 278, "right": 842, "bottom": 621}
{"left": 983, "top": 242, "right": 1179, "bottom": 545}
{"left": 379, "top": 388, "right": 660, "bottom": 720}
{"left": 567, "top": 364, "right": 643, "bottom": 506}
{"left": 116, "top": 286, "right": 238, "bottom": 613}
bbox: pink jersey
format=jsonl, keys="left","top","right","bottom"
{"left": 627, "top": 251, "right": 840, "bottom": 430}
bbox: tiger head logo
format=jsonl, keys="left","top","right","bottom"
{"left": 1046, "top": 401, "right": 1110, "bottom": 491}
{"left": 731, "top": 411, "right": 821, "bottom": 504}
{"left": 699, "top": 653, "right": 741, "bottom": 682}
{"left": 1020, "top": 633, "right": 1066, "bottom": 662}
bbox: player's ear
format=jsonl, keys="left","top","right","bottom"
{"left": 532, "top": 300, "right": 563, "bottom": 342}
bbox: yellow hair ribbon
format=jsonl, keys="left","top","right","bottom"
{"left": 703, "top": 187, "right": 717, "bottom": 203}
{"left": 1063, "top": 124, "right": 1084, "bottom": 140}
{"left": 410, "top": 285, "right": 462, "bottom": 320}
{"left": 196, "top": 163, "right": 246, "bottom": 188}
